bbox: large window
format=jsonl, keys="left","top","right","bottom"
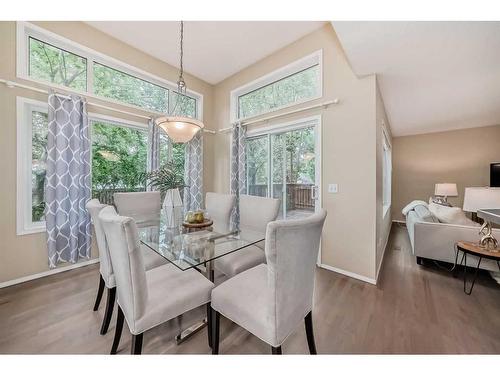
{"left": 17, "top": 97, "right": 187, "bottom": 234}
{"left": 231, "top": 50, "right": 322, "bottom": 122}
{"left": 382, "top": 126, "right": 392, "bottom": 216}
{"left": 17, "top": 22, "right": 202, "bottom": 117}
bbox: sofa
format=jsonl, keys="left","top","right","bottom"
{"left": 405, "top": 203, "right": 499, "bottom": 271}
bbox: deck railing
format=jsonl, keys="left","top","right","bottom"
{"left": 247, "top": 183, "right": 314, "bottom": 209}
{"left": 92, "top": 187, "right": 145, "bottom": 206}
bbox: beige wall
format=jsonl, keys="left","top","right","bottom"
{"left": 392, "top": 124, "right": 500, "bottom": 222}
{"left": 212, "top": 24, "right": 382, "bottom": 281}
{"left": 0, "top": 21, "right": 215, "bottom": 283}
{"left": 375, "top": 80, "right": 392, "bottom": 276}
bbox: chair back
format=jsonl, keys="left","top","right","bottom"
{"left": 86, "top": 199, "right": 114, "bottom": 287}
{"left": 205, "top": 192, "right": 236, "bottom": 233}
{"left": 239, "top": 194, "right": 280, "bottom": 233}
{"left": 99, "top": 206, "right": 148, "bottom": 329}
{"left": 114, "top": 191, "right": 161, "bottom": 223}
{"left": 265, "top": 209, "right": 327, "bottom": 344}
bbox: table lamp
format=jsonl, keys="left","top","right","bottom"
{"left": 434, "top": 183, "right": 458, "bottom": 205}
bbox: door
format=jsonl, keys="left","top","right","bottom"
{"left": 246, "top": 117, "right": 321, "bottom": 220}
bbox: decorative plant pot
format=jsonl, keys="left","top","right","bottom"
{"left": 163, "top": 188, "right": 184, "bottom": 228}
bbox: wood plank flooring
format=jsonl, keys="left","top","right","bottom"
{"left": 1, "top": 223, "right": 499, "bottom": 354}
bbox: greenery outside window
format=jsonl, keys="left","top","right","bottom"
{"left": 28, "top": 37, "right": 87, "bottom": 91}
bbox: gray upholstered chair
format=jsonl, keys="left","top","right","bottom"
{"left": 86, "top": 199, "right": 166, "bottom": 336}
{"left": 98, "top": 206, "right": 214, "bottom": 354}
{"left": 113, "top": 191, "right": 161, "bottom": 227}
{"left": 210, "top": 209, "right": 327, "bottom": 354}
{"left": 205, "top": 192, "right": 235, "bottom": 234}
{"left": 215, "top": 194, "right": 280, "bottom": 278}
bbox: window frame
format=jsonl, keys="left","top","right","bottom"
{"left": 382, "top": 123, "right": 392, "bottom": 218}
{"left": 16, "top": 96, "right": 159, "bottom": 235}
{"left": 16, "top": 22, "right": 203, "bottom": 120}
{"left": 230, "top": 50, "right": 323, "bottom": 123}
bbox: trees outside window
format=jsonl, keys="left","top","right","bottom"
{"left": 29, "top": 37, "right": 87, "bottom": 90}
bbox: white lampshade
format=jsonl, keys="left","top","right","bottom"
{"left": 155, "top": 116, "right": 204, "bottom": 143}
{"left": 435, "top": 183, "right": 458, "bottom": 197}
{"left": 463, "top": 187, "right": 500, "bottom": 213}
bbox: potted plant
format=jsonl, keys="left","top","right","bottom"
{"left": 144, "top": 161, "right": 185, "bottom": 228}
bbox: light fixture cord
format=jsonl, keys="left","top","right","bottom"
{"left": 179, "top": 20, "right": 184, "bottom": 89}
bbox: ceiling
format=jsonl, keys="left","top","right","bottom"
{"left": 333, "top": 21, "right": 500, "bottom": 136}
{"left": 86, "top": 21, "right": 326, "bottom": 84}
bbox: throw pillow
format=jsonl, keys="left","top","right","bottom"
{"left": 428, "top": 202, "right": 477, "bottom": 226}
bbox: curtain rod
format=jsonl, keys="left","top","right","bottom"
{"left": 0, "top": 78, "right": 217, "bottom": 134}
{"left": 218, "top": 99, "right": 339, "bottom": 133}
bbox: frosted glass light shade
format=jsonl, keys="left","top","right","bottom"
{"left": 463, "top": 187, "right": 500, "bottom": 213}
{"left": 155, "top": 116, "right": 204, "bottom": 143}
{"left": 435, "top": 183, "right": 458, "bottom": 197}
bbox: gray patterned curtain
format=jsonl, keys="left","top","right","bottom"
{"left": 45, "top": 91, "right": 91, "bottom": 268}
{"left": 147, "top": 119, "right": 160, "bottom": 191}
{"left": 230, "top": 123, "right": 247, "bottom": 230}
{"left": 183, "top": 131, "right": 203, "bottom": 212}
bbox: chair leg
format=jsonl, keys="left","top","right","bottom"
{"left": 211, "top": 308, "right": 220, "bottom": 354}
{"left": 131, "top": 333, "right": 143, "bottom": 355}
{"left": 110, "top": 306, "right": 124, "bottom": 354}
{"left": 93, "top": 275, "right": 105, "bottom": 311}
{"left": 100, "top": 287, "right": 116, "bottom": 335}
{"left": 304, "top": 311, "right": 317, "bottom": 354}
{"left": 271, "top": 346, "right": 282, "bottom": 354}
{"left": 206, "top": 303, "right": 213, "bottom": 348}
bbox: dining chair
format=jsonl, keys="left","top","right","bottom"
{"left": 113, "top": 191, "right": 161, "bottom": 226}
{"left": 210, "top": 209, "right": 327, "bottom": 354}
{"left": 98, "top": 206, "right": 214, "bottom": 354}
{"left": 205, "top": 192, "right": 236, "bottom": 234}
{"left": 86, "top": 199, "right": 167, "bottom": 336}
{"left": 215, "top": 194, "right": 280, "bottom": 278}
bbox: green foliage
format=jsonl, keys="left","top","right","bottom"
{"left": 29, "top": 37, "right": 87, "bottom": 90}
{"left": 144, "top": 160, "right": 185, "bottom": 195}
{"left": 91, "top": 122, "right": 148, "bottom": 191}
{"left": 93, "top": 63, "right": 168, "bottom": 112}
{"left": 239, "top": 65, "right": 319, "bottom": 119}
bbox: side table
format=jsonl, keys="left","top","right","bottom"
{"left": 454, "top": 241, "right": 500, "bottom": 295}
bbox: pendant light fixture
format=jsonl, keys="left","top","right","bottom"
{"left": 155, "top": 21, "right": 204, "bottom": 143}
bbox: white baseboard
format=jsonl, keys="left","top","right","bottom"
{"left": 0, "top": 258, "right": 99, "bottom": 289}
{"left": 318, "top": 263, "right": 377, "bottom": 285}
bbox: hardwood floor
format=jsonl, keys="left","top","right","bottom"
{"left": 1, "top": 223, "right": 499, "bottom": 354}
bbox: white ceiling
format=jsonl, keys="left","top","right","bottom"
{"left": 333, "top": 21, "right": 500, "bottom": 136}
{"left": 86, "top": 21, "right": 326, "bottom": 84}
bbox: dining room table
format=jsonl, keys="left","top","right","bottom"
{"left": 136, "top": 210, "right": 266, "bottom": 344}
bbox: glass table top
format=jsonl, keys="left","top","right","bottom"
{"left": 137, "top": 212, "right": 265, "bottom": 271}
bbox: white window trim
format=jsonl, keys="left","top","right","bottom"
{"left": 382, "top": 122, "right": 392, "bottom": 218}
{"left": 16, "top": 21, "right": 203, "bottom": 120}
{"left": 230, "top": 50, "right": 323, "bottom": 123}
{"left": 16, "top": 96, "right": 152, "bottom": 236}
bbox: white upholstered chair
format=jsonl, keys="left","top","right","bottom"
{"left": 205, "top": 192, "right": 235, "bottom": 234}
{"left": 113, "top": 191, "right": 161, "bottom": 227}
{"left": 98, "top": 206, "right": 214, "bottom": 354}
{"left": 210, "top": 209, "right": 327, "bottom": 354}
{"left": 215, "top": 194, "right": 280, "bottom": 278}
{"left": 86, "top": 199, "right": 166, "bottom": 336}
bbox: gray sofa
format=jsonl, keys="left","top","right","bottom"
{"left": 405, "top": 204, "right": 499, "bottom": 271}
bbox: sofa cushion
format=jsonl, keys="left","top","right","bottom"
{"left": 428, "top": 202, "right": 477, "bottom": 226}
{"left": 413, "top": 205, "right": 439, "bottom": 223}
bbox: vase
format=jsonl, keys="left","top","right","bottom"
{"left": 163, "top": 188, "right": 184, "bottom": 228}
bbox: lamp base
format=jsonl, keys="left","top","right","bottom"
{"left": 479, "top": 221, "right": 499, "bottom": 252}
{"left": 432, "top": 196, "right": 452, "bottom": 207}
